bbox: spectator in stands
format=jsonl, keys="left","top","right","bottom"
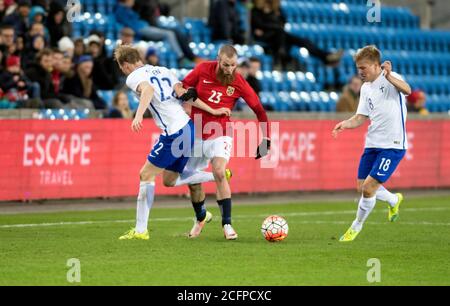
{"left": 407, "top": 89, "right": 429, "bottom": 116}
{"left": 50, "top": 49, "right": 66, "bottom": 94}
{"left": 73, "top": 38, "right": 85, "bottom": 63}
{"left": 108, "top": 90, "right": 133, "bottom": 119}
{"left": 234, "top": 57, "right": 254, "bottom": 112}
{"left": 251, "top": 0, "right": 343, "bottom": 68}
{"left": 26, "top": 22, "right": 49, "bottom": 50}
{"left": 62, "top": 55, "right": 105, "bottom": 110}
{"left": 89, "top": 30, "right": 108, "bottom": 57}
{"left": 145, "top": 46, "right": 159, "bottom": 66}
{"left": 32, "top": 0, "right": 50, "bottom": 10}
{"left": 114, "top": 0, "right": 183, "bottom": 60}
{"left": 132, "top": 0, "right": 203, "bottom": 65}
{"left": 0, "top": 25, "right": 17, "bottom": 64}
{"left": 28, "top": 22, "right": 47, "bottom": 41}
{"left": 25, "top": 48, "right": 65, "bottom": 108}
{"left": 119, "top": 27, "right": 135, "bottom": 46}
{"left": 29, "top": 5, "right": 45, "bottom": 24}
{"left": 60, "top": 53, "right": 74, "bottom": 78}
{"left": 87, "top": 34, "right": 121, "bottom": 90}
{"left": 0, "top": 45, "right": 6, "bottom": 71}
{"left": 336, "top": 75, "right": 362, "bottom": 112}
{"left": 0, "top": 0, "right": 6, "bottom": 21}
{"left": 236, "top": 57, "right": 249, "bottom": 77}
{"left": 247, "top": 57, "right": 262, "bottom": 96}
{"left": 133, "top": 0, "right": 160, "bottom": 26}
{"left": 22, "top": 34, "right": 45, "bottom": 68}
{"left": 47, "top": 2, "right": 71, "bottom": 47}
{"left": 87, "top": 34, "right": 102, "bottom": 59}
{"left": 0, "top": 55, "right": 41, "bottom": 108}
{"left": 3, "top": 0, "right": 31, "bottom": 36}
{"left": 15, "top": 34, "right": 25, "bottom": 54}
{"left": 115, "top": 0, "right": 204, "bottom": 65}
{"left": 58, "top": 36, "right": 74, "bottom": 58}
{"left": 209, "top": 0, "right": 245, "bottom": 44}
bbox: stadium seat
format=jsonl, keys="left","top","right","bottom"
{"left": 71, "top": 0, "right": 450, "bottom": 114}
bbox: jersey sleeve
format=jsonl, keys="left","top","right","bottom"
{"left": 126, "top": 69, "right": 150, "bottom": 93}
{"left": 356, "top": 85, "right": 369, "bottom": 116}
{"left": 387, "top": 71, "right": 406, "bottom": 97}
{"left": 182, "top": 62, "right": 203, "bottom": 88}
{"left": 163, "top": 67, "right": 181, "bottom": 87}
{"left": 390, "top": 71, "right": 404, "bottom": 81}
{"left": 239, "top": 77, "right": 270, "bottom": 138}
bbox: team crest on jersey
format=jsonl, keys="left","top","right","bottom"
{"left": 226, "top": 86, "right": 235, "bottom": 96}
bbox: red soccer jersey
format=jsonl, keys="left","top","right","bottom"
{"left": 182, "top": 61, "right": 269, "bottom": 140}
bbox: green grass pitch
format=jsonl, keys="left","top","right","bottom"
{"left": 0, "top": 196, "right": 449, "bottom": 286}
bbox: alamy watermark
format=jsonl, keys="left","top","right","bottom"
{"left": 163, "top": 116, "right": 281, "bottom": 169}
{"left": 367, "top": 0, "right": 382, "bottom": 23}
{"left": 367, "top": 258, "right": 381, "bottom": 283}
{"left": 67, "top": 258, "right": 81, "bottom": 283}
{"left": 66, "top": 0, "right": 81, "bottom": 23}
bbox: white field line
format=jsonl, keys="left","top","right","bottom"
{"left": 0, "top": 207, "right": 449, "bottom": 229}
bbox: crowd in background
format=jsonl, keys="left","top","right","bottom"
{"left": 0, "top": 0, "right": 429, "bottom": 117}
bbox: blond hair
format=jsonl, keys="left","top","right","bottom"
{"left": 218, "top": 44, "right": 238, "bottom": 59}
{"left": 114, "top": 44, "right": 142, "bottom": 66}
{"left": 354, "top": 45, "right": 381, "bottom": 64}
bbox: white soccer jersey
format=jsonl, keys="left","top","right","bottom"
{"left": 126, "top": 65, "right": 190, "bottom": 135}
{"left": 357, "top": 71, "right": 408, "bottom": 150}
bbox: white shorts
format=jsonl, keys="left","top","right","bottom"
{"left": 184, "top": 136, "right": 233, "bottom": 172}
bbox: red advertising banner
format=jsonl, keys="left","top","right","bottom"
{"left": 1, "top": 119, "right": 449, "bottom": 201}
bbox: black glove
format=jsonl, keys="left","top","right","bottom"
{"left": 255, "top": 138, "right": 271, "bottom": 159}
{"left": 179, "top": 87, "right": 198, "bottom": 102}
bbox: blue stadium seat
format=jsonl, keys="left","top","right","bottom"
{"left": 72, "top": 0, "right": 450, "bottom": 113}
{"left": 97, "top": 90, "right": 114, "bottom": 108}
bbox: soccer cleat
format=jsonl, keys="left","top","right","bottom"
{"left": 223, "top": 224, "right": 238, "bottom": 240}
{"left": 339, "top": 227, "right": 360, "bottom": 242}
{"left": 389, "top": 193, "right": 403, "bottom": 222}
{"left": 119, "top": 228, "right": 149, "bottom": 240}
{"left": 189, "top": 211, "right": 213, "bottom": 238}
{"left": 225, "top": 168, "right": 232, "bottom": 182}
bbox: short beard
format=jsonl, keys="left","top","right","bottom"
{"left": 216, "top": 68, "right": 235, "bottom": 86}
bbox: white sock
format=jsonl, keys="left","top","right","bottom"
{"left": 135, "top": 182, "right": 155, "bottom": 233}
{"left": 174, "top": 170, "right": 214, "bottom": 186}
{"left": 351, "top": 195, "right": 376, "bottom": 232}
{"left": 376, "top": 185, "right": 398, "bottom": 207}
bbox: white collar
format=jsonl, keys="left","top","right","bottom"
{"left": 370, "top": 71, "right": 385, "bottom": 87}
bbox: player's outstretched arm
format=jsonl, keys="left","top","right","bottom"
{"left": 173, "top": 83, "right": 230, "bottom": 117}
{"left": 382, "top": 61, "right": 412, "bottom": 95}
{"left": 240, "top": 83, "right": 271, "bottom": 159}
{"left": 131, "top": 82, "right": 154, "bottom": 133}
{"left": 188, "top": 98, "right": 231, "bottom": 117}
{"left": 332, "top": 114, "right": 367, "bottom": 138}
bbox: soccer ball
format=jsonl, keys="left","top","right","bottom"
{"left": 261, "top": 215, "right": 288, "bottom": 242}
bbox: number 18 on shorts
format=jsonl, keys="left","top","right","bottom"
{"left": 357, "top": 148, "right": 406, "bottom": 183}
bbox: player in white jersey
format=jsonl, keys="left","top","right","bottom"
{"left": 332, "top": 45, "right": 412, "bottom": 242}
{"left": 113, "top": 45, "right": 230, "bottom": 240}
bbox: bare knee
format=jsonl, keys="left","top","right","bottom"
{"left": 163, "top": 178, "right": 176, "bottom": 187}
{"left": 140, "top": 169, "right": 150, "bottom": 182}
{"left": 140, "top": 168, "right": 155, "bottom": 182}
{"left": 212, "top": 166, "right": 226, "bottom": 182}
{"left": 356, "top": 180, "right": 364, "bottom": 194}
{"left": 357, "top": 185, "right": 363, "bottom": 194}
{"left": 361, "top": 183, "right": 376, "bottom": 198}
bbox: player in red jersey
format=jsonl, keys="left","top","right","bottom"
{"left": 181, "top": 45, "right": 270, "bottom": 240}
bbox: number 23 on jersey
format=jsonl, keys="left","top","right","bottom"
{"left": 208, "top": 90, "right": 223, "bottom": 104}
